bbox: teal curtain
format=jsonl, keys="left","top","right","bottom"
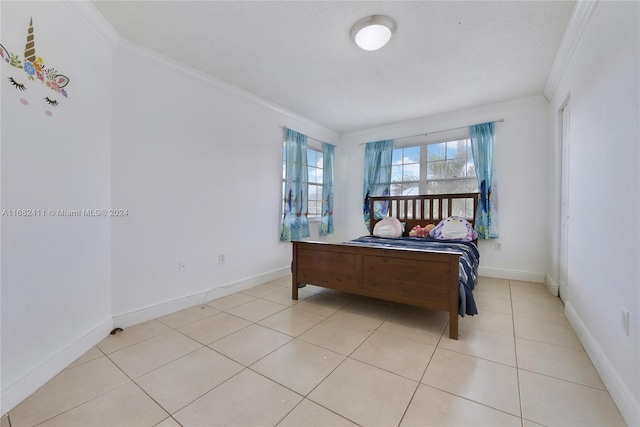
{"left": 320, "top": 142, "right": 335, "bottom": 235}
{"left": 470, "top": 122, "right": 499, "bottom": 239}
{"left": 280, "top": 128, "right": 310, "bottom": 242}
{"left": 362, "top": 139, "right": 393, "bottom": 230}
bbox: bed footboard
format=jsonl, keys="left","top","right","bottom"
{"left": 292, "top": 241, "right": 461, "bottom": 339}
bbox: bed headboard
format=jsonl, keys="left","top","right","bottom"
{"left": 369, "top": 193, "right": 480, "bottom": 236}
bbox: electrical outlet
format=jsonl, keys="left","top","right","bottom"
{"left": 179, "top": 259, "right": 188, "bottom": 273}
{"left": 495, "top": 242, "right": 502, "bottom": 251}
{"left": 218, "top": 254, "right": 226, "bottom": 265}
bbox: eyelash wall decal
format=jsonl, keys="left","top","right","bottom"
{"left": 44, "top": 97, "right": 59, "bottom": 106}
{"left": 8, "top": 77, "right": 27, "bottom": 91}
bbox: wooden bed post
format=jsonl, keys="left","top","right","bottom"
{"left": 292, "top": 242, "right": 299, "bottom": 300}
{"left": 369, "top": 206, "right": 375, "bottom": 235}
{"left": 449, "top": 255, "right": 460, "bottom": 339}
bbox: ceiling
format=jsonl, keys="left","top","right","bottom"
{"left": 91, "top": 1, "right": 576, "bottom": 134}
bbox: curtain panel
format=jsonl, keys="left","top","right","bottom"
{"left": 362, "top": 139, "right": 394, "bottom": 230}
{"left": 470, "top": 122, "right": 499, "bottom": 239}
{"left": 280, "top": 128, "right": 310, "bottom": 242}
{"left": 319, "top": 142, "right": 335, "bottom": 235}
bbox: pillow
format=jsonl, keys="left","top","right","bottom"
{"left": 430, "top": 216, "right": 478, "bottom": 241}
{"left": 373, "top": 217, "right": 403, "bottom": 238}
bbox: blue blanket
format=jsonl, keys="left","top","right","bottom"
{"left": 345, "top": 236, "right": 480, "bottom": 316}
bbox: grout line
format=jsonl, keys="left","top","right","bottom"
{"left": 162, "top": 366, "right": 249, "bottom": 416}
{"left": 510, "top": 279, "right": 526, "bottom": 425}
{"left": 129, "top": 381, "right": 171, "bottom": 420}
{"left": 418, "top": 384, "right": 525, "bottom": 421}
{"left": 398, "top": 318, "right": 446, "bottom": 426}
{"left": 515, "top": 367, "right": 609, "bottom": 392}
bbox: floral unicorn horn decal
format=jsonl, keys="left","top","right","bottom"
{"left": 0, "top": 17, "right": 70, "bottom": 116}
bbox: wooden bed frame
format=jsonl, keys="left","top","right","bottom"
{"left": 291, "top": 192, "right": 479, "bottom": 340}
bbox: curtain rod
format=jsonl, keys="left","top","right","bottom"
{"left": 358, "top": 119, "right": 504, "bottom": 145}
{"left": 279, "top": 125, "right": 326, "bottom": 145}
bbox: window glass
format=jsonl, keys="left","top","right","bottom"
{"left": 307, "top": 149, "right": 323, "bottom": 219}
{"left": 282, "top": 145, "right": 286, "bottom": 179}
{"left": 391, "top": 138, "right": 478, "bottom": 217}
{"left": 427, "top": 143, "right": 445, "bottom": 159}
{"left": 391, "top": 147, "right": 420, "bottom": 195}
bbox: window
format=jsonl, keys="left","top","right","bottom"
{"left": 392, "top": 138, "right": 478, "bottom": 217}
{"left": 391, "top": 145, "right": 420, "bottom": 195}
{"left": 306, "top": 148, "right": 324, "bottom": 220}
{"left": 282, "top": 145, "right": 323, "bottom": 221}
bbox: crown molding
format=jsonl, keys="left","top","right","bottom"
{"left": 543, "top": 0, "right": 599, "bottom": 101}
{"left": 60, "top": 1, "right": 337, "bottom": 138}
{"left": 116, "top": 37, "right": 338, "bottom": 137}
{"left": 62, "top": 0, "right": 120, "bottom": 50}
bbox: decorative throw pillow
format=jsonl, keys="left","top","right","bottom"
{"left": 373, "top": 217, "right": 403, "bottom": 238}
{"left": 430, "top": 216, "right": 478, "bottom": 241}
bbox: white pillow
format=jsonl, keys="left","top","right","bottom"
{"left": 441, "top": 218, "right": 470, "bottom": 239}
{"left": 430, "top": 216, "right": 478, "bottom": 241}
{"left": 373, "top": 217, "right": 403, "bottom": 238}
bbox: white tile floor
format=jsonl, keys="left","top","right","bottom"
{"left": 2, "top": 276, "right": 627, "bottom": 426}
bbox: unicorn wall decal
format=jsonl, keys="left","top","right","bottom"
{"left": 1, "top": 18, "right": 70, "bottom": 116}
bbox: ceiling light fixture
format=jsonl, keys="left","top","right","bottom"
{"left": 350, "top": 15, "right": 396, "bottom": 51}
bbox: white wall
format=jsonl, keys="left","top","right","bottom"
{"left": 547, "top": 1, "right": 639, "bottom": 424}
{"left": 110, "top": 42, "right": 339, "bottom": 325}
{"left": 1, "top": 1, "right": 114, "bottom": 413}
{"left": 339, "top": 95, "right": 551, "bottom": 283}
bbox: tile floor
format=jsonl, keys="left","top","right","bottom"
{"left": 2, "top": 276, "right": 627, "bottom": 427}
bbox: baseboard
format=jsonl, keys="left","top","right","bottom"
{"left": 565, "top": 303, "right": 640, "bottom": 427}
{"left": 545, "top": 274, "right": 560, "bottom": 297}
{"left": 478, "top": 266, "right": 545, "bottom": 283}
{"left": 1, "top": 318, "right": 113, "bottom": 415}
{"left": 112, "top": 267, "right": 291, "bottom": 329}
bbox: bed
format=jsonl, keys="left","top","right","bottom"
{"left": 291, "top": 192, "right": 480, "bottom": 340}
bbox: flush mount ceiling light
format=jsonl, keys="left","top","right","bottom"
{"left": 350, "top": 15, "right": 396, "bottom": 51}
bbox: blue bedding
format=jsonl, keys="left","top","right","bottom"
{"left": 345, "top": 236, "right": 480, "bottom": 316}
